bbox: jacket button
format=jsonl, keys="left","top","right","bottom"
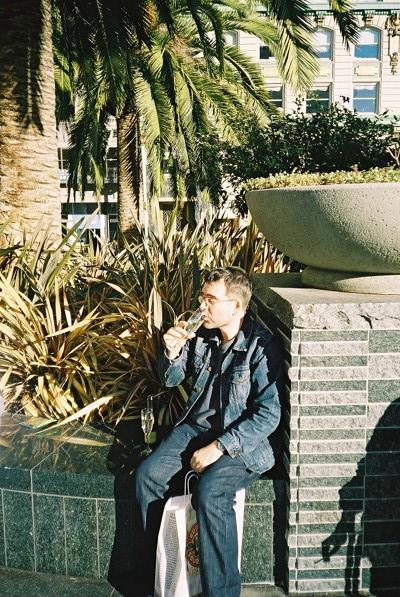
{"left": 207, "top": 367, "right": 212, "bottom": 371}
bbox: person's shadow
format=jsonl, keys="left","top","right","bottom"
{"left": 106, "top": 419, "right": 144, "bottom": 596}
{"left": 106, "top": 420, "right": 178, "bottom": 596}
{"left": 321, "top": 398, "right": 400, "bottom": 596}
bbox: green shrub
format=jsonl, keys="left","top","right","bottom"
{"left": 222, "top": 103, "right": 399, "bottom": 214}
{"left": 244, "top": 166, "right": 400, "bottom": 192}
{"left": 0, "top": 226, "right": 114, "bottom": 422}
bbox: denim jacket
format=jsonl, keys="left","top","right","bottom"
{"left": 158, "top": 313, "right": 282, "bottom": 474}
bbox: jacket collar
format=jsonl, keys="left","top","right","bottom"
{"left": 202, "top": 312, "right": 253, "bottom": 352}
{"left": 232, "top": 312, "right": 253, "bottom": 351}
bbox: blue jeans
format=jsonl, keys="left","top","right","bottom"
{"left": 133, "top": 423, "right": 260, "bottom": 597}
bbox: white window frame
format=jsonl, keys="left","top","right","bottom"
{"left": 224, "top": 31, "right": 238, "bottom": 47}
{"left": 305, "top": 85, "right": 331, "bottom": 114}
{"left": 354, "top": 27, "right": 381, "bottom": 60}
{"left": 268, "top": 86, "right": 284, "bottom": 110}
{"left": 259, "top": 44, "right": 274, "bottom": 60}
{"left": 106, "top": 148, "right": 118, "bottom": 183}
{"left": 315, "top": 28, "right": 333, "bottom": 61}
{"left": 353, "top": 83, "right": 379, "bottom": 114}
{"left": 58, "top": 147, "right": 69, "bottom": 185}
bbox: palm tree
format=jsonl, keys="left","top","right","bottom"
{"left": 0, "top": 0, "right": 358, "bottom": 240}
{"left": 0, "top": 0, "right": 178, "bottom": 241}
{"left": 57, "top": 0, "right": 359, "bottom": 237}
{"left": 0, "top": 0, "right": 61, "bottom": 241}
{"left": 53, "top": 3, "right": 294, "bottom": 235}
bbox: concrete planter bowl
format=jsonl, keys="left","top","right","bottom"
{"left": 246, "top": 182, "right": 400, "bottom": 294}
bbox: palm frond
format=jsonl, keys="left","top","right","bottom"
{"left": 67, "top": 95, "right": 110, "bottom": 196}
{"left": 55, "top": 0, "right": 334, "bottom": 211}
{"left": 272, "top": 21, "right": 319, "bottom": 91}
{"left": 259, "top": 0, "right": 313, "bottom": 30}
{"left": 329, "top": 0, "right": 359, "bottom": 50}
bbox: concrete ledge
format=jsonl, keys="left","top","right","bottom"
{"left": 0, "top": 414, "right": 115, "bottom": 578}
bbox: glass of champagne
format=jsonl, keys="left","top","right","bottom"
{"left": 170, "top": 307, "right": 204, "bottom": 351}
{"left": 141, "top": 396, "right": 155, "bottom": 456}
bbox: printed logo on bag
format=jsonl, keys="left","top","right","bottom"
{"left": 185, "top": 522, "right": 200, "bottom": 569}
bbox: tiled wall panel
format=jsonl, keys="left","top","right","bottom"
{"left": 253, "top": 278, "right": 400, "bottom": 595}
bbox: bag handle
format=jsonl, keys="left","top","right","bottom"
{"left": 184, "top": 470, "right": 198, "bottom": 496}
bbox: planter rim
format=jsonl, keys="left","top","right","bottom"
{"left": 247, "top": 181, "right": 400, "bottom": 193}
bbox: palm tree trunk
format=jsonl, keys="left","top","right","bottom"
{"left": 117, "top": 106, "right": 143, "bottom": 240}
{"left": 0, "top": 0, "right": 60, "bottom": 242}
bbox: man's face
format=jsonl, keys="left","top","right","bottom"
{"left": 198, "top": 279, "right": 241, "bottom": 330}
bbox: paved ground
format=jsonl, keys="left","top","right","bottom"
{"left": 0, "top": 568, "right": 287, "bottom": 597}
{"left": 0, "top": 568, "right": 382, "bottom": 596}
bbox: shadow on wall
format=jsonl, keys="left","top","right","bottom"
{"left": 106, "top": 420, "right": 143, "bottom": 597}
{"left": 322, "top": 398, "right": 400, "bottom": 596}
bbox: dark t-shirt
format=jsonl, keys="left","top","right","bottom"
{"left": 188, "top": 337, "right": 235, "bottom": 432}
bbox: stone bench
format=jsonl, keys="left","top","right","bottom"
{"left": 0, "top": 414, "right": 284, "bottom": 590}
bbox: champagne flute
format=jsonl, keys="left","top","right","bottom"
{"left": 170, "top": 307, "right": 204, "bottom": 350}
{"left": 141, "top": 395, "right": 155, "bottom": 456}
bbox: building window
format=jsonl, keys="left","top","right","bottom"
{"left": 315, "top": 28, "right": 333, "bottom": 60}
{"left": 224, "top": 31, "right": 238, "bottom": 47}
{"left": 259, "top": 45, "right": 273, "bottom": 60}
{"left": 58, "top": 148, "right": 70, "bottom": 170}
{"left": 306, "top": 86, "right": 331, "bottom": 113}
{"left": 109, "top": 216, "right": 118, "bottom": 240}
{"left": 355, "top": 28, "right": 380, "bottom": 59}
{"left": 268, "top": 87, "right": 283, "bottom": 109}
{"left": 106, "top": 148, "right": 118, "bottom": 183}
{"left": 353, "top": 84, "right": 378, "bottom": 113}
{"left": 58, "top": 148, "right": 70, "bottom": 185}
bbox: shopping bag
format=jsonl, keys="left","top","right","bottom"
{"left": 154, "top": 472, "right": 246, "bottom": 597}
{"left": 155, "top": 472, "right": 201, "bottom": 597}
{"left": 235, "top": 486, "right": 245, "bottom": 571}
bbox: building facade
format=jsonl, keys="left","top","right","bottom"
{"left": 243, "top": 1, "right": 400, "bottom": 116}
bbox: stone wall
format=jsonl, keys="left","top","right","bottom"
{"left": 0, "top": 417, "right": 115, "bottom": 578}
{"left": 0, "top": 415, "right": 280, "bottom": 589}
{"left": 253, "top": 273, "right": 400, "bottom": 595}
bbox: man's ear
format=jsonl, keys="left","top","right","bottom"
{"left": 235, "top": 298, "right": 244, "bottom": 314}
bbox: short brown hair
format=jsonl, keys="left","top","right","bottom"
{"left": 203, "top": 266, "right": 253, "bottom": 308}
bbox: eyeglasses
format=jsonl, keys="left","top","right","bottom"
{"left": 198, "top": 295, "right": 237, "bottom": 306}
